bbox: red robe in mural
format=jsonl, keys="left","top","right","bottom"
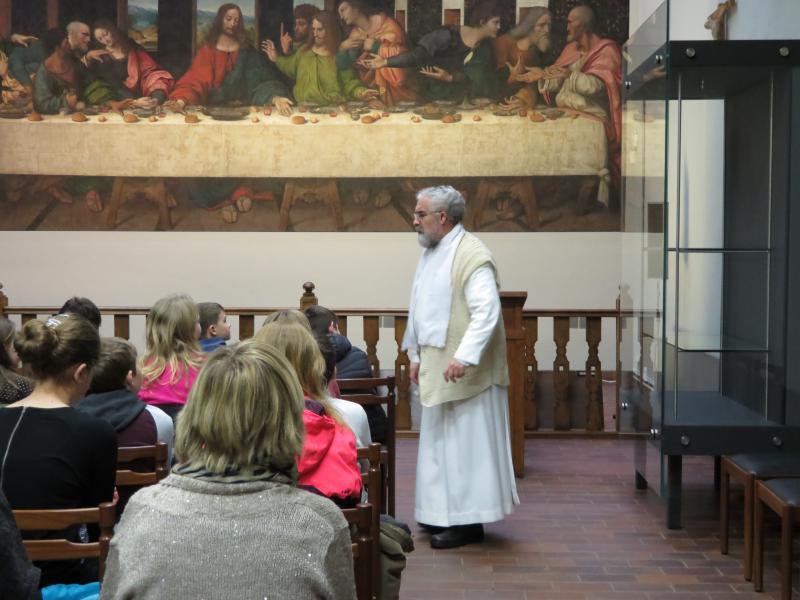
{"left": 169, "top": 45, "right": 238, "bottom": 105}
{"left": 125, "top": 44, "right": 174, "bottom": 98}
{"left": 543, "top": 36, "right": 622, "bottom": 185}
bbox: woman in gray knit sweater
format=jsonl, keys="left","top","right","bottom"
{"left": 100, "top": 339, "right": 357, "bottom": 600}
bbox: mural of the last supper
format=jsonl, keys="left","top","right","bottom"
{"left": 0, "top": 0, "right": 626, "bottom": 232}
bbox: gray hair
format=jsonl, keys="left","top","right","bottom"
{"left": 66, "top": 21, "right": 87, "bottom": 35}
{"left": 509, "top": 7, "right": 550, "bottom": 40}
{"left": 416, "top": 185, "right": 466, "bottom": 226}
{"left": 571, "top": 5, "right": 597, "bottom": 34}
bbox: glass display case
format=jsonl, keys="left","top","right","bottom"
{"left": 620, "top": 2, "right": 800, "bottom": 528}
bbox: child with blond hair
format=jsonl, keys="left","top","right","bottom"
{"left": 138, "top": 293, "right": 205, "bottom": 421}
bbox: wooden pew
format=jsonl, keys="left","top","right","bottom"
{"left": 342, "top": 503, "right": 376, "bottom": 600}
{"left": 340, "top": 376, "right": 396, "bottom": 516}
{"left": 115, "top": 443, "right": 169, "bottom": 488}
{"left": 13, "top": 501, "right": 117, "bottom": 580}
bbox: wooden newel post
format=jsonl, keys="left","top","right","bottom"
{"left": 299, "top": 281, "right": 317, "bottom": 311}
{"left": 0, "top": 283, "right": 7, "bottom": 317}
{"left": 394, "top": 317, "right": 412, "bottom": 431}
{"left": 500, "top": 292, "right": 527, "bottom": 478}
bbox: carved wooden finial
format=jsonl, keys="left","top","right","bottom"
{"left": 300, "top": 281, "right": 318, "bottom": 311}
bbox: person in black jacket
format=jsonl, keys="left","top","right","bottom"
{"left": 0, "top": 489, "right": 41, "bottom": 600}
{"left": 305, "top": 305, "right": 388, "bottom": 442}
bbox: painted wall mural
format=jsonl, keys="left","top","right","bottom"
{"left": 0, "top": 0, "right": 627, "bottom": 232}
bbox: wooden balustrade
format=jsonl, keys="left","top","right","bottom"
{"left": 0, "top": 281, "right": 656, "bottom": 476}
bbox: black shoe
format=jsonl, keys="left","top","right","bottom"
{"left": 418, "top": 522, "right": 446, "bottom": 533}
{"left": 430, "top": 524, "right": 485, "bottom": 549}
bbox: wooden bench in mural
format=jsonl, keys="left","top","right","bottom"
{"left": 0, "top": 281, "right": 657, "bottom": 477}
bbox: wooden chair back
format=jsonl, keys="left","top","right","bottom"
{"left": 338, "top": 375, "right": 396, "bottom": 516}
{"left": 13, "top": 501, "right": 117, "bottom": 579}
{"left": 357, "top": 443, "right": 382, "bottom": 597}
{"left": 115, "top": 443, "right": 169, "bottom": 487}
{"left": 342, "top": 502, "right": 375, "bottom": 600}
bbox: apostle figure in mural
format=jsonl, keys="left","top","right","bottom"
{"left": 403, "top": 185, "right": 519, "bottom": 549}
{"left": 362, "top": 0, "right": 503, "bottom": 103}
{"left": 168, "top": 3, "right": 292, "bottom": 115}
{"left": 83, "top": 19, "right": 174, "bottom": 108}
{"left": 0, "top": 49, "right": 30, "bottom": 106}
{"left": 280, "top": 4, "right": 320, "bottom": 55}
{"left": 495, "top": 7, "right": 553, "bottom": 111}
{"left": 263, "top": 10, "right": 378, "bottom": 106}
{"left": 336, "top": 0, "right": 416, "bottom": 106}
{"left": 33, "top": 23, "right": 92, "bottom": 114}
{"left": 537, "top": 4, "right": 622, "bottom": 187}
{"left": 0, "top": 33, "right": 38, "bottom": 105}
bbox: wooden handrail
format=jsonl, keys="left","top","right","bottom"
{"left": 1, "top": 305, "right": 657, "bottom": 319}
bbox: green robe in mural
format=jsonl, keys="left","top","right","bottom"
{"left": 275, "top": 48, "right": 366, "bottom": 105}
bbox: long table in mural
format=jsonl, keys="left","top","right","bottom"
{"left": 0, "top": 109, "right": 608, "bottom": 179}
{"left": 0, "top": 108, "right": 610, "bottom": 232}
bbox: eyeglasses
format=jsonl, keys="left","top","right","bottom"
{"left": 413, "top": 210, "right": 443, "bottom": 219}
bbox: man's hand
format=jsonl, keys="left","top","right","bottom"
{"left": 85, "top": 49, "right": 109, "bottom": 63}
{"left": 132, "top": 96, "right": 157, "bottom": 109}
{"left": 542, "top": 65, "right": 569, "bottom": 80}
{"left": 513, "top": 66, "right": 545, "bottom": 84}
{"left": 359, "top": 88, "right": 380, "bottom": 100}
{"left": 409, "top": 362, "right": 420, "bottom": 385}
{"left": 505, "top": 56, "right": 524, "bottom": 82}
{"left": 443, "top": 359, "right": 466, "bottom": 383}
{"left": 261, "top": 39, "right": 278, "bottom": 62}
{"left": 273, "top": 95, "right": 294, "bottom": 116}
{"left": 340, "top": 31, "right": 365, "bottom": 51}
{"left": 11, "top": 33, "right": 38, "bottom": 47}
{"left": 279, "top": 23, "right": 293, "bottom": 55}
{"left": 360, "top": 53, "right": 387, "bottom": 70}
{"left": 499, "top": 95, "right": 526, "bottom": 112}
{"left": 420, "top": 66, "right": 453, "bottom": 83}
{"left": 65, "top": 91, "right": 78, "bottom": 109}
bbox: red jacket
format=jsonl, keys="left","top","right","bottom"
{"left": 298, "top": 408, "right": 362, "bottom": 501}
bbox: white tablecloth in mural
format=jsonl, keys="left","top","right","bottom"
{"left": 0, "top": 109, "right": 608, "bottom": 182}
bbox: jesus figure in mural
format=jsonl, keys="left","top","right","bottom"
{"left": 168, "top": 3, "right": 293, "bottom": 115}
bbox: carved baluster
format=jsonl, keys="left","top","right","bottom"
{"left": 239, "top": 315, "right": 255, "bottom": 340}
{"left": 637, "top": 316, "right": 655, "bottom": 431}
{"left": 585, "top": 316, "right": 603, "bottom": 431}
{"left": 338, "top": 315, "right": 348, "bottom": 338}
{"left": 394, "top": 316, "right": 411, "bottom": 431}
{"left": 299, "top": 281, "right": 317, "bottom": 311}
{"left": 363, "top": 316, "right": 380, "bottom": 377}
{"left": 114, "top": 314, "right": 130, "bottom": 340}
{"left": 553, "top": 316, "right": 571, "bottom": 430}
{"left": 22, "top": 313, "right": 36, "bottom": 325}
{"left": 523, "top": 316, "right": 538, "bottom": 430}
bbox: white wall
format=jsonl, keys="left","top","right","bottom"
{"left": 0, "top": 231, "right": 622, "bottom": 365}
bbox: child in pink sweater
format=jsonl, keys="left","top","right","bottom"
{"left": 138, "top": 293, "right": 205, "bottom": 421}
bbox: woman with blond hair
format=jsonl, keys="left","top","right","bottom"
{"left": 101, "top": 340, "right": 356, "bottom": 599}
{"left": 256, "top": 322, "right": 362, "bottom": 506}
{"left": 137, "top": 293, "right": 204, "bottom": 421}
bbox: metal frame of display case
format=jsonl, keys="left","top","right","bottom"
{"left": 622, "top": 5, "right": 800, "bottom": 529}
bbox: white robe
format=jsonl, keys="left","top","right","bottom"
{"left": 411, "top": 265, "right": 520, "bottom": 527}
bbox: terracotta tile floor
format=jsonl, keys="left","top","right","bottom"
{"left": 395, "top": 437, "right": 797, "bottom": 600}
